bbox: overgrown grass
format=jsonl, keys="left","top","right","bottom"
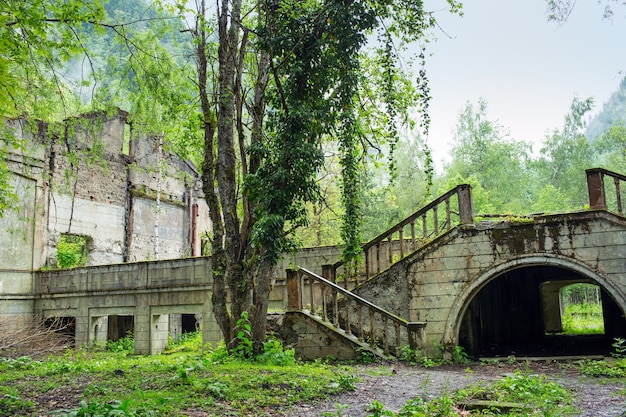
{"left": 357, "top": 371, "right": 575, "bottom": 417}
{"left": 578, "top": 338, "right": 626, "bottom": 378}
{"left": 0, "top": 333, "right": 357, "bottom": 416}
{"left": 561, "top": 302, "right": 604, "bottom": 335}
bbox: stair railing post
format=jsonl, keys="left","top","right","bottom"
{"left": 457, "top": 184, "right": 474, "bottom": 225}
{"left": 586, "top": 168, "right": 607, "bottom": 210}
{"left": 286, "top": 268, "right": 302, "bottom": 312}
{"left": 407, "top": 322, "right": 426, "bottom": 351}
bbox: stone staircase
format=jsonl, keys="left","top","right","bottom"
{"left": 283, "top": 184, "right": 476, "bottom": 360}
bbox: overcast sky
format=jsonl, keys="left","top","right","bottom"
{"left": 421, "top": 0, "right": 626, "bottom": 171}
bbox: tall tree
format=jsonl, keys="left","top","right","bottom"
{"left": 0, "top": 1, "right": 107, "bottom": 216}
{"left": 534, "top": 97, "right": 594, "bottom": 209}
{"left": 442, "top": 99, "right": 532, "bottom": 214}
{"left": 163, "top": 0, "right": 463, "bottom": 350}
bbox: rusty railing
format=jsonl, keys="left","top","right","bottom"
{"left": 587, "top": 167, "right": 625, "bottom": 216}
{"left": 330, "top": 184, "right": 474, "bottom": 281}
{"left": 286, "top": 267, "right": 425, "bottom": 356}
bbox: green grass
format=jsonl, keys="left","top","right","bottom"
{"left": 561, "top": 302, "right": 604, "bottom": 335}
{"left": 364, "top": 371, "right": 576, "bottom": 417}
{"left": 0, "top": 334, "right": 357, "bottom": 416}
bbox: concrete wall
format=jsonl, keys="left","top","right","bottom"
{"left": 35, "top": 257, "right": 219, "bottom": 354}
{"left": 0, "top": 111, "right": 211, "bottom": 323}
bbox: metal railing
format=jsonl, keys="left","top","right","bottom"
{"left": 330, "top": 184, "right": 474, "bottom": 281}
{"left": 587, "top": 167, "right": 625, "bottom": 216}
{"left": 286, "top": 267, "right": 425, "bottom": 356}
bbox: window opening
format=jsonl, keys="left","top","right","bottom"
{"left": 559, "top": 283, "right": 604, "bottom": 335}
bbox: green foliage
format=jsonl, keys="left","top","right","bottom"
{"left": 397, "top": 345, "right": 437, "bottom": 368}
{"left": 367, "top": 399, "right": 395, "bottom": 416}
{"left": 455, "top": 371, "right": 575, "bottom": 416}
{"left": 395, "top": 394, "right": 456, "bottom": 417}
{"left": 579, "top": 357, "right": 626, "bottom": 378}
{"left": 612, "top": 337, "right": 626, "bottom": 358}
{"left": 56, "top": 234, "right": 89, "bottom": 269}
{"left": 2, "top": 342, "right": 357, "bottom": 415}
{"left": 52, "top": 399, "right": 138, "bottom": 417}
{"left": 164, "top": 331, "right": 202, "bottom": 354}
{"left": 232, "top": 311, "right": 253, "bottom": 359}
{"left": 106, "top": 332, "right": 134, "bottom": 354}
{"left": 561, "top": 303, "right": 604, "bottom": 335}
{"left": 559, "top": 283, "right": 604, "bottom": 335}
{"left": 0, "top": 385, "right": 34, "bottom": 416}
{"left": 578, "top": 338, "right": 626, "bottom": 378}
{"left": 255, "top": 337, "right": 295, "bottom": 366}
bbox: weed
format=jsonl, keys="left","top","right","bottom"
{"left": 367, "top": 399, "right": 394, "bottom": 416}
{"left": 0, "top": 386, "right": 34, "bottom": 415}
{"left": 106, "top": 332, "right": 134, "bottom": 354}
{"left": 232, "top": 311, "right": 253, "bottom": 359}
{"left": 456, "top": 371, "right": 575, "bottom": 415}
{"left": 323, "top": 403, "right": 349, "bottom": 416}
{"left": 612, "top": 337, "right": 626, "bottom": 358}
{"left": 451, "top": 345, "right": 470, "bottom": 364}
{"left": 256, "top": 337, "right": 295, "bottom": 366}
{"left": 397, "top": 345, "right": 437, "bottom": 367}
{"left": 579, "top": 357, "right": 626, "bottom": 378}
{"left": 164, "top": 331, "right": 202, "bottom": 353}
{"left": 357, "top": 347, "right": 378, "bottom": 364}
{"left": 52, "top": 399, "right": 137, "bottom": 416}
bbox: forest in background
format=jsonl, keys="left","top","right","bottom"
{"left": 306, "top": 79, "right": 626, "bottom": 247}
{"left": 1, "top": 0, "right": 623, "bottom": 249}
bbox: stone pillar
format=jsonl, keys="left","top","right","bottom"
{"left": 286, "top": 269, "right": 302, "bottom": 312}
{"left": 407, "top": 322, "right": 427, "bottom": 350}
{"left": 457, "top": 184, "right": 474, "bottom": 224}
{"left": 150, "top": 313, "right": 169, "bottom": 355}
{"left": 540, "top": 282, "right": 563, "bottom": 334}
{"left": 202, "top": 294, "right": 222, "bottom": 349}
{"left": 76, "top": 314, "right": 90, "bottom": 347}
{"left": 586, "top": 168, "right": 607, "bottom": 210}
{"left": 134, "top": 303, "right": 150, "bottom": 355}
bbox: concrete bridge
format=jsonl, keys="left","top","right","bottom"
{"left": 283, "top": 168, "right": 626, "bottom": 359}
{"left": 19, "top": 168, "right": 626, "bottom": 358}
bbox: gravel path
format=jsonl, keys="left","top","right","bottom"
{"left": 277, "top": 361, "right": 626, "bottom": 417}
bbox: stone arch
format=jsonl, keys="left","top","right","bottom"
{"left": 443, "top": 254, "right": 626, "bottom": 350}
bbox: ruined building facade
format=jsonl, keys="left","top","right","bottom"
{"left": 1, "top": 110, "right": 210, "bottom": 323}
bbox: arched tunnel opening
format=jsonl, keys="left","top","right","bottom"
{"left": 458, "top": 265, "right": 626, "bottom": 358}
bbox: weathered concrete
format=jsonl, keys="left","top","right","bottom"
{"left": 282, "top": 311, "right": 363, "bottom": 361}
{"left": 352, "top": 210, "right": 626, "bottom": 355}
{"left": 34, "top": 257, "right": 219, "bottom": 354}
{"left": 0, "top": 111, "right": 210, "bottom": 330}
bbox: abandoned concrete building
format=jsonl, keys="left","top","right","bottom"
{"left": 1, "top": 110, "right": 210, "bottom": 339}
{"left": 2, "top": 109, "right": 626, "bottom": 359}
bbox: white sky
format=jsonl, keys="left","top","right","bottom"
{"left": 421, "top": 0, "right": 626, "bottom": 171}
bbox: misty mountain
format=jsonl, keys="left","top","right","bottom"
{"left": 585, "top": 76, "right": 626, "bottom": 141}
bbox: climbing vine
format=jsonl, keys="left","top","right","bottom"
{"left": 246, "top": 0, "right": 462, "bottom": 268}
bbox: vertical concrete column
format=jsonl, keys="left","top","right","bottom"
{"left": 286, "top": 269, "right": 302, "bottom": 312}
{"left": 541, "top": 282, "right": 564, "bottom": 333}
{"left": 134, "top": 299, "right": 150, "bottom": 355}
{"left": 202, "top": 293, "right": 222, "bottom": 349}
{"left": 75, "top": 313, "right": 90, "bottom": 348}
{"left": 586, "top": 168, "right": 607, "bottom": 210}
{"left": 407, "top": 322, "right": 427, "bottom": 350}
{"left": 457, "top": 184, "right": 474, "bottom": 224}
{"left": 322, "top": 265, "right": 333, "bottom": 282}
{"left": 150, "top": 313, "right": 169, "bottom": 355}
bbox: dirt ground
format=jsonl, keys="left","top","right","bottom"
{"left": 277, "top": 360, "right": 626, "bottom": 417}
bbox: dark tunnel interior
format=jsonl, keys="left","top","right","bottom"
{"left": 459, "top": 265, "right": 626, "bottom": 358}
